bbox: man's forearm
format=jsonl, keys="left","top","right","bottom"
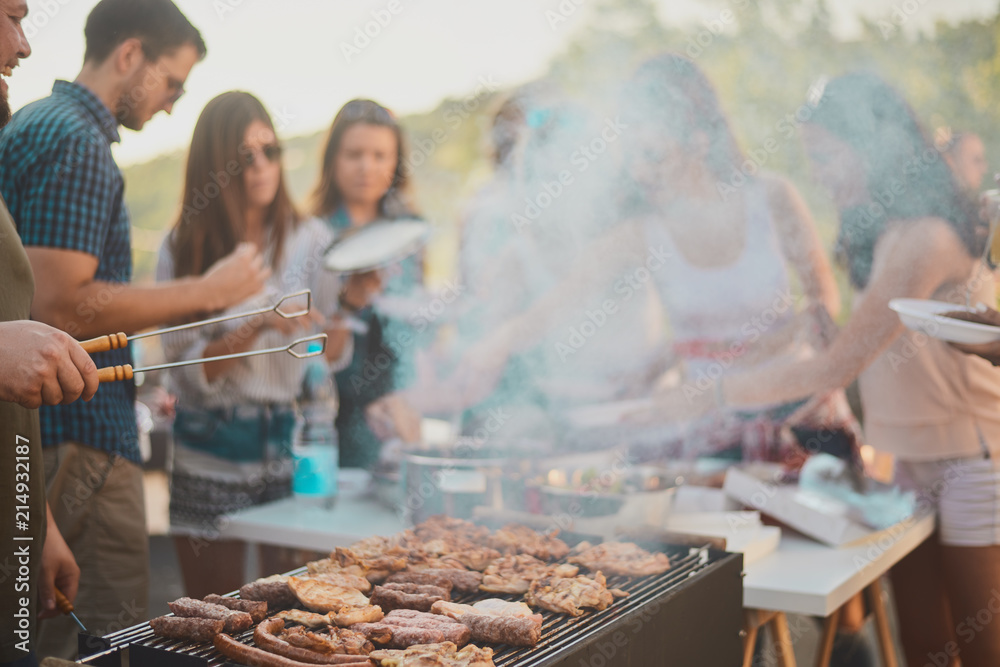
{"left": 33, "top": 276, "right": 213, "bottom": 339}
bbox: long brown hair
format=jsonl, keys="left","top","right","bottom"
{"left": 309, "top": 98, "right": 413, "bottom": 219}
{"left": 626, "top": 53, "right": 746, "bottom": 183}
{"left": 171, "top": 91, "right": 299, "bottom": 277}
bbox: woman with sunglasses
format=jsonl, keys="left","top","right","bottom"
{"left": 309, "top": 99, "right": 423, "bottom": 468}
{"left": 155, "top": 91, "right": 374, "bottom": 597}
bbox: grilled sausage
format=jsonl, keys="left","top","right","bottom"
{"left": 457, "top": 613, "right": 541, "bottom": 647}
{"left": 149, "top": 616, "right": 223, "bottom": 643}
{"left": 204, "top": 594, "right": 268, "bottom": 623}
{"left": 168, "top": 597, "right": 253, "bottom": 633}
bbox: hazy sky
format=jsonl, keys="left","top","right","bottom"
{"left": 14, "top": 0, "right": 998, "bottom": 167}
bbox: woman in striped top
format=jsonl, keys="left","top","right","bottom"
{"left": 155, "top": 91, "right": 379, "bottom": 598}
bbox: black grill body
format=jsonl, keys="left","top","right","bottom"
{"left": 78, "top": 544, "right": 743, "bottom": 667}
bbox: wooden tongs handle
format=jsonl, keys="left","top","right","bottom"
{"left": 81, "top": 333, "right": 134, "bottom": 382}
{"left": 80, "top": 332, "right": 128, "bottom": 354}
{"left": 97, "top": 364, "right": 133, "bottom": 383}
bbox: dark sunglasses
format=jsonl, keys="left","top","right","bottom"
{"left": 165, "top": 80, "right": 185, "bottom": 106}
{"left": 243, "top": 144, "right": 283, "bottom": 167}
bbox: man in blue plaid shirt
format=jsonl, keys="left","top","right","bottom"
{"left": 0, "top": 0, "right": 271, "bottom": 659}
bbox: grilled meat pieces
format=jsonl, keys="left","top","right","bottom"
{"left": 333, "top": 547, "right": 409, "bottom": 583}
{"left": 568, "top": 541, "right": 671, "bottom": 577}
{"left": 334, "top": 605, "right": 386, "bottom": 627}
{"left": 524, "top": 572, "right": 626, "bottom": 617}
{"left": 369, "top": 641, "right": 495, "bottom": 667}
{"left": 354, "top": 610, "right": 471, "bottom": 649}
{"left": 216, "top": 631, "right": 373, "bottom": 666}
{"left": 431, "top": 600, "right": 542, "bottom": 646}
{"left": 487, "top": 524, "right": 569, "bottom": 561}
{"left": 149, "top": 616, "right": 223, "bottom": 642}
{"left": 289, "top": 577, "right": 371, "bottom": 613}
{"left": 410, "top": 516, "right": 492, "bottom": 546}
{"left": 275, "top": 602, "right": 384, "bottom": 628}
{"left": 401, "top": 516, "right": 501, "bottom": 572}
{"left": 456, "top": 613, "right": 541, "bottom": 647}
{"left": 241, "top": 574, "right": 298, "bottom": 607}
{"left": 325, "top": 627, "right": 376, "bottom": 655}
{"left": 480, "top": 555, "right": 579, "bottom": 594}
{"left": 254, "top": 618, "right": 376, "bottom": 663}
{"left": 300, "top": 564, "right": 375, "bottom": 593}
{"left": 431, "top": 600, "right": 540, "bottom": 624}
{"left": 282, "top": 626, "right": 373, "bottom": 656}
{"left": 203, "top": 594, "right": 268, "bottom": 623}
{"left": 168, "top": 597, "right": 253, "bottom": 633}
{"left": 386, "top": 569, "right": 481, "bottom": 595}
{"left": 275, "top": 609, "right": 336, "bottom": 629}
{"left": 369, "top": 584, "right": 450, "bottom": 613}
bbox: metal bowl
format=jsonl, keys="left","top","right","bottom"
{"left": 400, "top": 439, "right": 623, "bottom": 525}
{"left": 530, "top": 465, "right": 680, "bottom": 528}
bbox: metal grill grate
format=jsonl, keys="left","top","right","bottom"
{"left": 82, "top": 544, "right": 726, "bottom": 666}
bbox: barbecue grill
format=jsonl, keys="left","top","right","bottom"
{"left": 77, "top": 543, "right": 743, "bottom": 666}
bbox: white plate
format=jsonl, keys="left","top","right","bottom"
{"left": 889, "top": 298, "right": 1000, "bottom": 345}
{"left": 323, "top": 219, "right": 430, "bottom": 273}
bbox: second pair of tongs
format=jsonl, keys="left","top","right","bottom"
{"left": 79, "top": 290, "right": 327, "bottom": 383}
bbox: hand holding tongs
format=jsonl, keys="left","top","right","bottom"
{"left": 78, "top": 290, "right": 327, "bottom": 383}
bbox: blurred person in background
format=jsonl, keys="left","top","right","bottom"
{"left": 156, "top": 91, "right": 374, "bottom": 598}
{"left": 460, "top": 55, "right": 865, "bottom": 469}
{"left": 937, "top": 128, "right": 988, "bottom": 193}
{"left": 644, "top": 72, "right": 1000, "bottom": 666}
{"left": 0, "top": 0, "right": 271, "bottom": 658}
{"left": 418, "top": 82, "right": 667, "bottom": 439}
{"left": 456, "top": 55, "right": 876, "bottom": 664}
{"left": 309, "top": 99, "right": 423, "bottom": 467}
{"left": 618, "top": 55, "right": 867, "bottom": 475}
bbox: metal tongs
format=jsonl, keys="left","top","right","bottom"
{"left": 79, "top": 290, "right": 327, "bottom": 383}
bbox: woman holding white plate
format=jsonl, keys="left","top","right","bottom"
{"left": 463, "top": 71, "right": 1000, "bottom": 665}
{"left": 646, "top": 72, "right": 1000, "bottom": 666}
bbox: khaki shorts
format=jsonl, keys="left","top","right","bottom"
{"left": 37, "top": 443, "right": 148, "bottom": 661}
{"left": 895, "top": 454, "right": 1000, "bottom": 547}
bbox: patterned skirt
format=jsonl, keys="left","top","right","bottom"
{"left": 168, "top": 404, "right": 295, "bottom": 537}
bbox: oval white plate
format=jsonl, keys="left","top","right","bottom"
{"left": 323, "top": 219, "right": 430, "bottom": 273}
{"left": 889, "top": 298, "right": 1000, "bottom": 344}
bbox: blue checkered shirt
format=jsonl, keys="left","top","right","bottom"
{"left": 0, "top": 80, "right": 139, "bottom": 462}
